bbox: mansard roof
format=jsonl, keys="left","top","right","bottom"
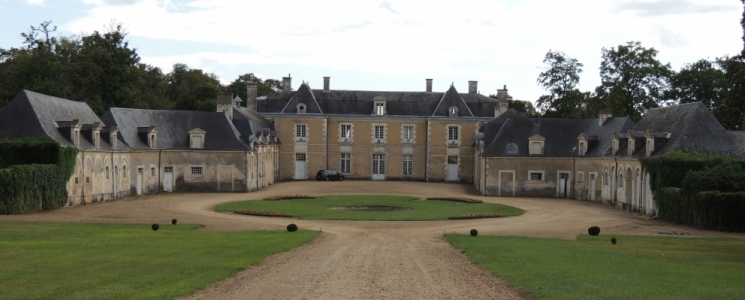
{"left": 258, "top": 83, "right": 498, "bottom": 117}
{"left": 632, "top": 102, "right": 743, "bottom": 157}
{"left": 0, "top": 90, "right": 119, "bottom": 149}
{"left": 481, "top": 117, "right": 635, "bottom": 157}
{"left": 101, "top": 108, "right": 250, "bottom": 151}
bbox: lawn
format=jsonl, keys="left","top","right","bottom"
{"left": 446, "top": 234, "right": 745, "bottom": 300}
{"left": 215, "top": 195, "right": 523, "bottom": 221}
{"left": 0, "top": 222, "right": 319, "bottom": 300}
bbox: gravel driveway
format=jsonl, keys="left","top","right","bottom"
{"left": 2, "top": 181, "right": 740, "bottom": 299}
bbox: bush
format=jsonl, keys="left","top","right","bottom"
{"left": 151, "top": 224, "right": 159, "bottom": 231}
{"left": 682, "top": 163, "right": 745, "bottom": 196}
{"left": 171, "top": 219, "right": 177, "bottom": 225}
{"left": 611, "top": 237, "right": 617, "bottom": 245}
{"left": 588, "top": 226, "right": 600, "bottom": 236}
{"left": 287, "top": 224, "right": 298, "bottom": 232}
{"left": 470, "top": 229, "right": 478, "bottom": 237}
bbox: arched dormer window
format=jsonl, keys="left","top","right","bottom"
{"left": 297, "top": 103, "right": 307, "bottom": 114}
{"left": 506, "top": 143, "right": 518, "bottom": 154}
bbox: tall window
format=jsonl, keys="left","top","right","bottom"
{"left": 403, "top": 155, "right": 413, "bottom": 175}
{"left": 403, "top": 125, "right": 413, "bottom": 142}
{"left": 296, "top": 124, "right": 306, "bottom": 141}
{"left": 375, "top": 103, "right": 385, "bottom": 115}
{"left": 341, "top": 124, "right": 351, "bottom": 138}
{"left": 340, "top": 153, "right": 351, "bottom": 173}
{"left": 374, "top": 125, "right": 385, "bottom": 141}
{"left": 448, "top": 126, "right": 459, "bottom": 141}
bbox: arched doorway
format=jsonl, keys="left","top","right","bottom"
{"left": 625, "top": 167, "right": 632, "bottom": 210}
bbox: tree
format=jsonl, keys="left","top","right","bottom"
{"left": 227, "top": 73, "right": 281, "bottom": 102}
{"left": 165, "top": 63, "right": 221, "bottom": 111}
{"left": 535, "top": 50, "right": 591, "bottom": 118}
{"left": 595, "top": 41, "right": 673, "bottom": 122}
{"left": 717, "top": 56, "right": 745, "bottom": 130}
{"left": 666, "top": 59, "right": 726, "bottom": 112}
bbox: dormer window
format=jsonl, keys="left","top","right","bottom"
{"left": 297, "top": 103, "right": 307, "bottom": 114}
{"left": 579, "top": 141, "right": 586, "bottom": 156}
{"left": 611, "top": 132, "right": 620, "bottom": 155}
{"left": 138, "top": 126, "right": 158, "bottom": 149}
{"left": 189, "top": 128, "right": 206, "bottom": 149}
{"left": 73, "top": 129, "right": 80, "bottom": 147}
{"left": 449, "top": 106, "right": 459, "bottom": 117}
{"left": 373, "top": 96, "right": 387, "bottom": 115}
{"left": 506, "top": 143, "right": 518, "bottom": 154}
{"left": 528, "top": 134, "right": 545, "bottom": 155}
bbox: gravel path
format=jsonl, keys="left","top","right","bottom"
{"left": 2, "top": 181, "right": 741, "bottom": 299}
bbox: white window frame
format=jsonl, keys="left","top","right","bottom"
{"left": 340, "top": 123, "right": 352, "bottom": 143}
{"left": 340, "top": 153, "right": 351, "bottom": 174}
{"left": 372, "top": 124, "right": 386, "bottom": 144}
{"left": 191, "top": 166, "right": 203, "bottom": 176}
{"left": 295, "top": 124, "right": 307, "bottom": 142}
{"left": 403, "top": 155, "right": 413, "bottom": 175}
{"left": 402, "top": 125, "right": 414, "bottom": 144}
{"left": 528, "top": 170, "right": 544, "bottom": 181}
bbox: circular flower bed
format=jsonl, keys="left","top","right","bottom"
{"left": 448, "top": 212, "right": 504, "bottom": 220}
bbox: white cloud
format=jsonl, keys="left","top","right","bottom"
{"left": 25, "top": 0, "right": 45, "bottom": 6}
{"left": 62, "top": 0, "right": 744, "bottom": 102}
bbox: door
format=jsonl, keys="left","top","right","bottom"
{"left": 163, "top": 167, "right": 173, "bottom": 192}
{"left": 219, "top": 166, "right": 233, "bottom": 191}
{"left": 446, "top": 156, "right": 459, "bottom": 181}
{"left": 499, "top": 171, "right": 514, "bottom": 197}
{"left": 559, "top": 173, "right": 569, "bottom": 198}
{"left": 136, "top": 168, "right": 143, "bottom": 195}
{"left": 372, "top": 154, "right": 386, "bottom": 180}
{"left": 590, "top": 174, "right": 596, "bottom": 201}
{"left": 294, "top": 153, "right": 306, "bottom": 180}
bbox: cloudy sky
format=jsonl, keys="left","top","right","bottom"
{"left": 0, "top": 0, "right": 742, "bottom": 102}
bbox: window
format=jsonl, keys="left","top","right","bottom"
{"left": 449, "top": 106, "right": 458, "bottom": 116}
{"left": 296, "top": 153, "right": 306, "bottom": 161}
{"left": 296, "top": 124, "right": 307, "bottom": 142}
{"left": 447, "top": 156, "right": 458, "bottom": 164}
{"left": 619, "top": 174, "right": 624, "bottom": 187}
{"left": 75, "top": 177, "right": 79, "bottom": 184}
{"left": 341, "top": 124, "right": 351, "bottom": 139}
{"left": 191, "top": 167, "right": 203, "bottom": 175}
{"left": 403, "top": 155, "right": 413, "bottom": 175}
{"left": 164, "top": 167, "right": 173, "bottom": 173}
{"left": 530, "top": 172, "right": 543, "bottom": 181}
{"left": 86, "top": 177, "right": 90, "bottom": 184}
{"left": 105, "top": 166, "right": 110, "bottom": 179}
{"left": 531, "top": 142, "right": 542, "bottom": 154}
{"left": 151, "top": 167, "right": 156, "bottom": 177}
{"left": 375, "top": 103, "right": 385, "bottom": 115}
{"left": 374, "top": 125, "right": 385, "bottom": 143}
{"left": 138, "top": 168, "right": 143, "bottom": 174}
{"left": 506, "top": 143, "right": 518, "bottom": 154}
{"left": 297, "top": 103, "right": 306, "bottom": 114}
{"left": 604, "top": 172, "right": 609, "bottom": 185}
{"left": 448, "top": 126, "right": 459, "bottom": 141}
{"left": 123, "top": 166, "right": 127, "bottom": 178}
{"left": 403, "top": 125, "right": 414, "bottom": 142}
{"left": 340, "top": 153, "right": 351, "bottom": 173}
{"left": 579, "top": 141, "right": 586, "bottom": 155}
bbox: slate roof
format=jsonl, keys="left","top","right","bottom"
{"left": 232, "top": 106, "right": 277, "bottom": 145}
{"left": 100, "top": 108, "right": 250, "bottom": 150}
{"left": 0, "top": 90, "right": 118, "bottom": 149}
{"left": 633, "top": 102, "right": 743, "bottom": 157}
{"left": 259, "top": 83, "right": 498, "bottom": 117}
{"left": 476, "top": 109, "right": 525, "bottom": 148}
{"left": 481, "top": 117, "right": 635, "bottom": 157}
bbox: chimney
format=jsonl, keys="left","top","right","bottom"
{"left": 426, "top": 79, "right": 433, "bottom": 94}
{"left": 598, "top": 109, "right": 612, "bottom": 126}
{"left": 216, "top": 92, "right": 234, "bottom": 120}
{"left": 468, "top": 81, "right": 478, "bottom": 95}
{"left": 247, "top": 80, "right": 258, "bottom": 113}
{"left": 323, "top": 76, "right": 330, "bottom": 93}
{"left": 495, "top": 85, "right": 510, "bottom": 101}
{"left": 494, "top": 100, "right": 509, "bottom": 118}
{"left": 282, "top": 73, "right": 292, "bottom": 92}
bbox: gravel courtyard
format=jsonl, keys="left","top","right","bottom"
{"left": 2, "top": 181, "right": 740, "bottom": 299}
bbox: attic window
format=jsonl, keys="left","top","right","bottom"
{"left": 449, "top": 106, "right": 459, "bottom": 117}
{"left": 297, "top": 103, "right": 307, "bottom": 114}
{"left": 506, "top": 143, "right": 518, "bottom": 154}
{"left": 373, "top": 97, "right": 387, "bottom": 116}
{"left": 189, "top": 128, "right": 206, "bottom": 149}
{"left": 528, "top": 134, "right": 545, "bottom": 155}
{"left": 579, "top": 141, "right": 586, "bottom": 156}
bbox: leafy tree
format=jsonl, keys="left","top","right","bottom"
{"left": 165, "top": 63, "right": 221, "bottom": 111}
{"left": 227, "top": 73, "right": 281, "bottom": 102}
{"left": 487, "top": 95, "right": 542, "bottom": 117}
{"left": 595, "top": 41, "right": 673, "bottom": 122}
{"left": 717, "top": 56, "right": 745, "bottom": 130}
{"left": 535, "top": 50, "right": 593, "bottom": 118}
{"left": 666, "top": 59, "right": 726, "bottom": 113}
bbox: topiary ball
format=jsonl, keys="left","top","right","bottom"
{"left": 611, "top": 237, "right": 617, "bottom": 245}
{"left": 171, "top": 219, "right": 178, "bottom": 225}
{"left": 588, "top": 226, "right": 601, "bottom": 236}
{"left": 287, "top": 224, "right": 298, "bottom": 232}
{"left": 470, "top": 229, "right": 478, "bottom": 237}
{"left": 152, "top": 224, "right": 159, "bottom": 231}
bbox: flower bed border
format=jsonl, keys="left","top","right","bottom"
{"left": 426, "top": 197, "right": 482, "bottom": 204}
{"left": 234, "top": 209, "right": 293, "bottom": 218}
{"left": 448, "top": 212, "right": 504, "bottom": 220}
{"left": 263, "top": 195, "right": 317, "bottom": 201}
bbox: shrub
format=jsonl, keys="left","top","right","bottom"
{"left": 151, "top": 224, "right": 159, "bottom": 231}
{"left": 682, "top": 163, "right": 745, "bottom": 196}
{"left": 470, "top": 229, "right": 478, "bottom": 237}
{"left": 287, "top": 224, "right": 298, "bottom": 232}
{"left": 588, "top": 226, "right": 600, "bottom": 236}
{"left": 171, "top": 219, "right": 177, "bottom": 225}
{"left": 611, "top": 237, "right": 617, "bottom": 245}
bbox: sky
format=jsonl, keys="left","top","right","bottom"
{"left": 0, "top": 0, "right": 742, "bottom": 102}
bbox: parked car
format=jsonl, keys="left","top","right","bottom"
{"left": 316, "top": 170, "right": 345, "bottom": 181}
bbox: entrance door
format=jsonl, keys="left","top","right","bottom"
{"left": 559, "top": 173, "right": 569, "bottom": 198}
{"left": 372, "top": 154, "right": 386, "bottom": 180}
{"left": 446, "top": 156, "right": 459, "bottom": 181}
{"left": 499, "top": 171, "right": 514, "bottom": 197}
{"left": 294, "top": 153, "right": 306, "bottom": 180}
{"left": 163, "top": 167, "right": 173, "bottom": 192}
{"left": 136, "top": 168, "right": 143, "bottom": 195}
{"left": 590, "top": 174, "right": 596, "bottom": 201}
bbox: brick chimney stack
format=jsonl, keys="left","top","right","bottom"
{"left": 426, "top": 79, "right": 433, "bottom": 94}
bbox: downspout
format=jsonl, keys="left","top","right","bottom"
{"left": 244, "top": 150, "right": 248, "bottom": 192}
{"left": 324, "top": 116, "right": 328, "bottom": 170}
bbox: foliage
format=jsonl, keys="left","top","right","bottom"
{"left": 587, "top": 226, "right": 600, "bottom": 236}
{"left": 469, "top": 229, "right": 478, "bottom": 236}
{"left": 535, "top": 50, "right": 597, "bottom": 117}
{"left": 227, "top": 73, "right": 282, "bottom": 101}
{"left": 447, "top": 234, "right": 745, "bottom": 300}
{"left": 655, "top": 188, "right": 745, "bottom": 232}
{"left": 666, "top": 59, "right": 727, "bottom": 113}
{"left": 595, "top": 41, "right": 673, "bottom": 122}
{"left": 164, "top": 63, "right": 221, "bottom": 111}
{"left": 716, "top": 55, "right": 745, "bottom": 130}
{"left": 0, "top": 222, "right": 319, "bottom": 299}
{"left": 681, "top": 163, "right": 745, "bottom": 196}
{"left": 216, "top": 195, "right": 523, "bottom": 221}
{"left": 151, "top": 224, "right": 159, "bottom": 231}
{"left": 639, "top": 151, "right": 745, "bottom": 192}
{"left": 0, "top": 136, "right": 78, "bottom": 214}
{"left": 486, "top": 95, "right": 542, "bottom": 117}
{"left": 172, "top": 219, "right": 177, "bottom": 225}
{"left": 610, "top": 237, "right": 617, "bottom": 244}
{"left": 287, "top": 223, "right": 298, "bottom": 232}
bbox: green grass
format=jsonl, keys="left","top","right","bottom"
{"left": 0, "top": 222, "right": 319, "bottom": 300}
{"left": 446, "top": 234, "right": 745, "bottom": 300}
{"left": 215, "top": 195, "right": 523, "bottom": 221}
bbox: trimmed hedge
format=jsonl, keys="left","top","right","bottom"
{"left": 655, "top": 187, "right": 745, "bottom": 232}
{"left": 0, "top": 136, "right": 78, "bottom": 214}
{"left": 641, "top": 151, "right": 745, "bottom": 192}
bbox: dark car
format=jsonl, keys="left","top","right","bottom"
{"left": 316, "top": 170, "right": 345, "bottom": 181}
